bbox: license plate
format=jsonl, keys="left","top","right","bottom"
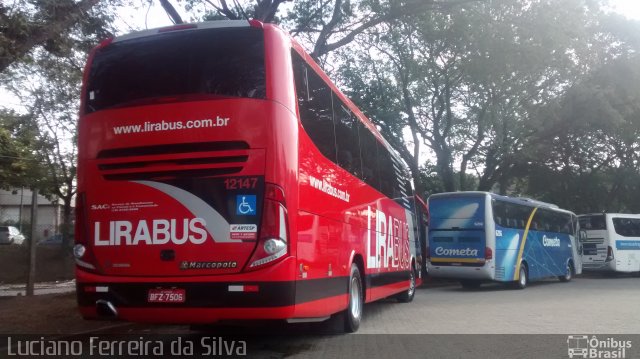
{"left": 147, "top": 288, "right": 186, "bottom": 303}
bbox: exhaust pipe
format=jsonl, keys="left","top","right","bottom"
{"left": 96, "top": 300, "right": 118, "bottom": 318}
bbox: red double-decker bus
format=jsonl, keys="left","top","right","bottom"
{"left": 74, "top": 20, "right": 427, "bottom": 332}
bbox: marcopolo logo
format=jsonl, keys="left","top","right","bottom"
{"left": 567, "top": 335, "right": 632, "bottom": 359}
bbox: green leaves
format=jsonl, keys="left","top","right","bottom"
{"left": 0, "top": 110, "right": 43, "bottom": 190}
{"left": 524, "top": 54, "right": 640, "bottom": 212}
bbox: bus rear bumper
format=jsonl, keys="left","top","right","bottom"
{"left": 78, "top": 305, "right": 297, "bottom": 323}
{"left": 582, "top": 261, "right": 615, "bottom": 272}
{"left": 426, "top": 263, "right": 494, "bottom": 280}
{"left": 75, "top": 256, "right": 353, "bottom": 323}
{"left": 76, "top": 257, "right": 303, "bottom": 323}
{"left": 76, "top": 279, "right": 298, "bottom": 322}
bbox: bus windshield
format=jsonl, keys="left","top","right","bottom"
{"left": 85, "top": 27, "right": 265, "bottom": 114}
{"left": 579, "top": 215, "right": 606, "bottom": 230}
{"left": 429, "top": 196, "right": 485, "bottom": 230}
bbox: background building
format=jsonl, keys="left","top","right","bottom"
{"left": 0, "top": 188, "right": 64, "bottom": 241}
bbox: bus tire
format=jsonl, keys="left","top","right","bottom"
{"left": 559, "top": 261, "right": 573, "bottom": 282}
{"left": 396, "top": 265, "right": 417, "bottom": 303}
{"left": 460, "top": 280, "right": 481, "bottom": 289}
{"left": 344, "top": 263, "right": 363, "bottom": 333}
{"left": 512, "top": 264, "right": 528, "bottom": 290}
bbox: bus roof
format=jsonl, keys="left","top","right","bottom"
{"left": 579, "top": 213, "right": 640, "bottom": 218}
{"left": 428, "top": 191, "right": 576, "bottom": 215}
{"left": 112, "top": 20, "right": 253, "bottom": 43}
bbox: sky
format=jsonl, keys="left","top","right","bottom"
{"left": 2, "top": 0, "right": 640, "bottom": 112}
{"left": 115, "top": 0, "right": 640, "bottom": 33}
{"left": 607, "top": 0, "right": 640, "bottom": 20}
{"left": 116, "top": 0, "right": 640, "bottom": 35}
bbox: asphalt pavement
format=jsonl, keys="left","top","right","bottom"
{"left": 3, "top": 275, "right": 639, "bottom": 358}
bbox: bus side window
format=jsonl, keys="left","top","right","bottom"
{"left": 492, "top": 200, "right": 506, "bottom": 227}
{"left": 392, "top": 159, "right": 407, "bottom": 200}
{"left": 358, "top": 122, "right": 380, "bottom": 191}
{"left": 613, "top": 218, "right": 640, "bottom": 237}
{"left": 292, "top": 52, "right": 337, "bottom": 163}
{"left": 376, "top": 143, "right": 396, "bottom": 199}
{"left": 333, "top": 99, "right": 362, "bottom": 178}
{"left": 633, "top": 221, "right": 640, "bottom": 236}
{"left": 536, "top": 209, "right": 549, "bottom": 232}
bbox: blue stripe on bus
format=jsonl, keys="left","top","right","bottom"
{"left": 615, "top": 240, "right": 640, "bottom": 250}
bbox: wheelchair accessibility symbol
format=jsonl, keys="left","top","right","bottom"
{"left": 236, "top": 195, "right": 257, "bottom": 216}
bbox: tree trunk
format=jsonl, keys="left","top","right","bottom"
{"left": 159, "top": 0, "right": 184, "bottom": 24}
{"left": 60, "top": 195, "right": 73, "bottom": 254}
{"left": 435, "top": 149, "right": 456, "bottom": 192}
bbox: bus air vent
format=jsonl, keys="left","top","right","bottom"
{"left": 96, "top": 141, "right": 250, "bottom": 181}
{"left": 97, "top": 141, "right": 249, "bottom": 159}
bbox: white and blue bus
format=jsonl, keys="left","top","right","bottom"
{"left": 426, "top": 192, "right": 582, "bottom": 289}
{"left": 579, "top": 213, "right": 640, "bottom": 274}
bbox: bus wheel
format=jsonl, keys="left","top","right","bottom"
{"left": 344, "top": 263, "right": 363, "bottom": 333}
{"left": 512, "top": 265, "right": 528, "bottom": 290}
{"left": 396, "top": 265, "right": 416, "bottom": 303}
{"left": 559, "top": 262, "right": 573, "bottom": 282}
{"left": 460, "top": 280, "right": 481, "bottom": 289}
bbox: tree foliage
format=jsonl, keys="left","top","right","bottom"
{"left": 3, "top": 0, "right": 640, "bottom": 223}
{"left": 0, "top": 109, "right": 42, "bottom": 189}
{"left": 0, "top": 0, "right": 120, "bottom": 74}
{"left": 336, "top": 0, "right": 640, "bottom": 211}
{"left": 523, "top": 54, "right": 640, "bottom": 212}
{"left": 1, "top": 0, "right": 119, "bottom": 247}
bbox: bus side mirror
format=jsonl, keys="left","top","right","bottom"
{"left": 579, "top": 229, "right": 587, "bottom": 242}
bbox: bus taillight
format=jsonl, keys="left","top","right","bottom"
{"left": 248, "top": 19, "right": 264, "bottom": 28}
{"left": 484, "top": 247, "right": 493, "bottom": 260}
{"left": 606, "top": 246, "right": 614, "bottom": 262}
{"left": 246, "top": 183, "right": 289, "bottom": 270}
{"left": 73, "top": 192, "right": 97, "bottom": 271}
{"left": 158, "top": 24, "right": 197, "bottom": 33}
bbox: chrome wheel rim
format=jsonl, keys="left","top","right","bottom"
{"left": 408, "top": 270, "right": 416, "bottom": 297}
{"left": 350, "top": 276, "right": 362, "bottom": 320}
{"left": 565, "top": 264, "right": 572, "bottom": 280}
{"left": 519, "top": 268, "right": 526, "bottom": 286}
